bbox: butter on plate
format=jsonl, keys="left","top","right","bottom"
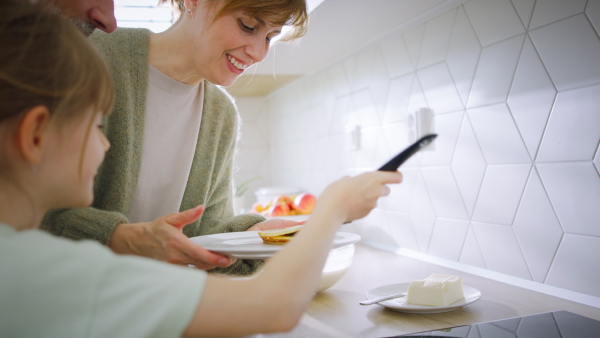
{"left": 406, "top": 274, "right": 465, "bottom": 307}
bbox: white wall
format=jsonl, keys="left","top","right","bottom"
{"left": 234, "top": 0, "right": 600, "bottom": 303}
{"left": 232, "top": 96, "right": 271, "bottom": 212}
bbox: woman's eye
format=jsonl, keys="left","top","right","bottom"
{"left": 239, "top": 20, "right": 254, "bottom": 32}
{"left": 97, "top": 124, "right": 105, "bottom": 130}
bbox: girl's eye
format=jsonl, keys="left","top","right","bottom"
{"left": 97, "top": 124, "right": 105, "bottom": 130}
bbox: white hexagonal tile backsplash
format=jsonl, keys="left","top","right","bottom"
{"left": 473, "top": 222, "right": 532, "bottom": 280}
{"left": 512, "top": 168, "right": 563, "bottom": 283}
{"left": 588, "top": 0, "right": 600, "bottom": 34}
{"left": 530, "top": 14, "right": 600, "bottom": 91}
{"left": 447, "top": 7, "right": 481, "bottom": 106}
{"left": 467, "top": 35, "right": 524, "bottom": 108}
{"left": 546, "top": 234, "right": 600, "bottom": 297}
{"left": 537, "top": 84, "right": 600, "bottom": 162}
{"left": 234, "top": 0, "right": 600, "bottom": 300}
{"left": 529, "top": 0, "right": 587, "bottom": 30}
{"left": 511, "top": 0, "right": 536, "bottom": 29}
{"left": 464, "top": 0, "right": 525, "bottom": 46}
{"left": 595, "top": 146, "right": 600, "bottom": 174}
{"left": 428, "top": 218, "right": 470, "bottom": 261}
{"left": 536, "top": 162, "right": 600, "bottom": 236}
{"left": 507, "top": 36, "right": 556, "bottom": 160}
{"left": 467, "top": 104, "right": 531, "bottom": 164}
{"left": 418, "top": 63, "right": 464, "bottom": 114}
{"left": 472, "top": 164, "right": 531, "bottom": 225}
{"left": 451, "top": 116, "right": 487, "bottom": 217}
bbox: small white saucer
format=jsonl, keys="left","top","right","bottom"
{"left": 365, "top": 283, "right": 481, "bottom": 313}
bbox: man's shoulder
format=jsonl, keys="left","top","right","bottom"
{"left": 89, "top": 28, "right": 150, "bottom": 84}
{"left": 90, "top": 27, "right": 150, "bottom": 56}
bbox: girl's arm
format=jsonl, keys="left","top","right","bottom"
{"left": 183, "top": 171, "right": 402, "bottom": 337}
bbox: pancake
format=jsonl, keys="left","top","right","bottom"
{"left": 258, "top": 225, "right": 303, "bottom": 245}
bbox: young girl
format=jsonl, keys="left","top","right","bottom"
{"left": 0, "top": 2, "right": 402, "bottom": 337}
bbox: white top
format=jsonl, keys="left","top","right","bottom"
{"left": 128, "top": 65, "right": 204, "bottom": 223}
{"left": 0, "top": 223, "right": 205, "bottom": 337}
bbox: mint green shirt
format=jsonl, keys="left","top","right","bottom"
{"left": 0, "top": 223, "right": 204, "bottom": 337}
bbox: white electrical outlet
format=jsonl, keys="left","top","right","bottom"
{"left": 345, "top": 125, "right": 361, "bottom": 150}
{"left": 408, "top": 107, "right": 435, "bottom": 151}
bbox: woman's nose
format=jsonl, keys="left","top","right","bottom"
{"left": 245, "top": 36, "right": 269, "bottom": 64}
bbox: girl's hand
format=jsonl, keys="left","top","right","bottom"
{"left": 315, "top": 171, "right": 403, "bottom": 224}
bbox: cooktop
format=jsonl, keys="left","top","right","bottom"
{"left": 395, "top": 311, "right": 600, "bottom": 337}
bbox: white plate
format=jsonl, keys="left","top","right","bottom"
{"left": 189, "top": 231, "right": 360, "bottom": 259}
{"left": 365, "top": 283, "right": 481, "bottom": 313}
{"left": 267, "top": 215, "right": 309, "bottom": 221}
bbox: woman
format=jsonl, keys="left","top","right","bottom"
{"left": 0, "top": 4, "right": 402, "bottom": 336}
{"left": 41, "top": 0, "right": 309, "bottom": 275}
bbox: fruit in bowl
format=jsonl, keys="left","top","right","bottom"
{"left": 269, "top": 203, "right": 291, "bottom": 217}
{"left": 273, "top": 195, "right": 294, "bottom": 209}
{"left": 252, "top": 193, "right": 317, "bottom": 217}
{"left": 294, "top": 193, "right": 316, "bottom": 215}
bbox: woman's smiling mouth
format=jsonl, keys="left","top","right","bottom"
{"left": 227, "top": 54, "right": 250, "bottom": 70}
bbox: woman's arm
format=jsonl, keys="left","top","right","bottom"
{"left": 41, "top": 207, "right": 128, "bottom": 245}
{"left": 183, "top": 171, "right": 403, "bottom": 336}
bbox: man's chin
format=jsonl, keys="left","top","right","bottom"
{"left": 69, "top": 18, "right": 96, "bottom": 36}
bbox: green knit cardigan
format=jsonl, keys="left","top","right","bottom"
{"left": 41, "top": 28, "right": 265, "bottom": 275}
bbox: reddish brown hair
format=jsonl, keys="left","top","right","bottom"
{"left": 160, "top": 0, "right": 308, "bottom": 40}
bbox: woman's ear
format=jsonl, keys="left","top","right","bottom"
{"left": 17, "top": 105, "right": 51, "bottom": 165}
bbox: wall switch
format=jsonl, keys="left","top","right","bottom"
{"left": 345, "top": 125, "right": 361, "bottom": 150}
{"left": 408, "top": 107, "right": 435, "bottom": 151}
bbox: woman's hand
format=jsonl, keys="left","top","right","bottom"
{"left": 108, "top": 205, "right": 236, "bottom": 269}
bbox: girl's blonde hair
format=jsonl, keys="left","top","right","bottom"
{"left": 160, "top": 0, "right": 308, "bottom": 41}
{"left": 0, "top": 0, "right": 114, "bottom": 128}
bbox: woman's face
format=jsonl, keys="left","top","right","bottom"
{"left": 188, "top": 4, "right": 283, "bottom": 86}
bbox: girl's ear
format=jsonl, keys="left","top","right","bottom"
{"left": 18, "top": 105, "right": 51, "bottom": 165}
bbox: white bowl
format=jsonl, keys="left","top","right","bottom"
{"left": 318, "top": 244, "right": 355, "bottom": 292}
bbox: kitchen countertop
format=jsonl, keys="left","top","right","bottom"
{"left": 256, "top": 243, "right": 600, "bottom": 337}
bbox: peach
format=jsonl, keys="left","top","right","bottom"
{"left": 272, "top": 195, "right": 294, "bottom": 209}
{"left": 294, "top": 193, "right": 316, "bottom": 215}
{"left": 269, "top": 203, "right": 291, "bottom": 217}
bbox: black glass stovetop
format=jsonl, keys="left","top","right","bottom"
{"left": 395, "top": 311, "right": 600, "bottom": 337}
